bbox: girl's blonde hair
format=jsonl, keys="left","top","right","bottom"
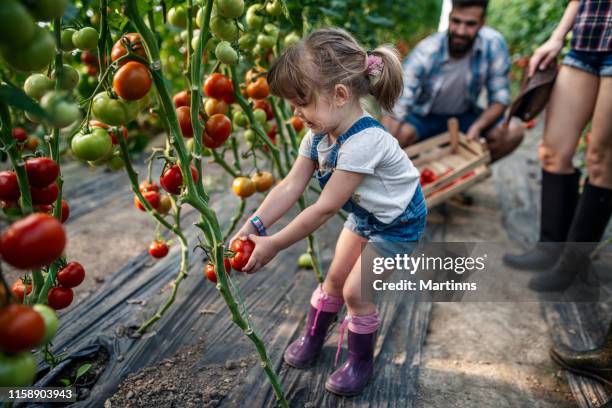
{"left": 268, "top": 27, "right": 403, "bottom": 112}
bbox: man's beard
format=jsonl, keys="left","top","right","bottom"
{"left": 448, "top": 33, "right": 476, "bottom": 56}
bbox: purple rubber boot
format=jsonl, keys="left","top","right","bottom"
{"left": 283, "top": 305, "right": 338, "bottom": 368}
{"left": 325, "top": 329, "right": 377, "bottom": 396}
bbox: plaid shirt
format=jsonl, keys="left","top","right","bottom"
{"left": 392, "top": 27, "right": 511, "bottom": 119}
{"left": 571, "top": 0, "right": 612, "bottom": 52}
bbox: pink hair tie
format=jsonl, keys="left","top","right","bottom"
{"left": 366, "top": 54, "right": 384, "bottom": 77}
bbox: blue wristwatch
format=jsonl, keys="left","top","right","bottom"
{"left": 250, "top": 216, "right": 267, "bottom": 236}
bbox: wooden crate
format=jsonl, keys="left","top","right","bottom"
{"left": 404, "top": 118, "right": 491, "bottom": 208}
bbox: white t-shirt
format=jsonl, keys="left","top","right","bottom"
{"left": 298, "top": 116, "right": 421, "bottom": 223}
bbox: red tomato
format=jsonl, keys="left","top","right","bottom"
{"left": 204, "top": 73, "right": 234, "bottom": 101}
{"left": 229, "top": 238, "right": 255, "bottom": 272}
{"left": 291, "top": 116, "right": 304, "bottom": 132}
{"left": 111, "top": 33, "right": 147, "bottom": 65}
{"left": 81, "top": 50, "right": 98, "bottom": 65}
{"left": 176, "top": 106, "right": 196, "bottom": 138}
{"left": 11, "top": 127, "right": 28, "bottom": 142}
{"left": 57, "top": 262, "right": 85, "bottom": 288}
{"left": 31, "top": 183, "right": 58, "bottom": 205}
{"left": 524, "top": 119, "right": 537, "bottom": 130}
{"left": 0, "top": 213, "right": 66, "bottom": 270}
{"left": 0, "top": 304, "right": 45, "bottom": 353}
{"left": 247, "top": 77, "right": 270, "bottom": 100}
{"left": 134, "top": 190, "right": 160, "bottom": 211}
{"left": 60, "top": 199, "right": 70, "bottom": 223}
{"left": 253, "top": 99, "right": 274, "bottom": 120}
{"left": 47, "top": 287, "right": 73, "bottom": 310}
{"left": 87, "top": 65, "right": 98, "bottom": 76}
{"left": 159, "top": 164, "right": 199, "bottom": 195}
{"left": 149, "top": 241, "right": 169, "bottom": 258}
{"left": 420, "top": 168, "right": 436, "bottom": 185}
{"left": 139, "top": 180, "right": 159, "bottom": 193}
{"left": 203, "top": 114, "right": 232, "bottom": 148}
{"left": 205, "top": 258, "right": 231, "bottom": 283}
{"left": 266, "top": 124, "right": 277, "bottom": 144}
{"left": 112, "top": 61, "right": 152, "bottom": 101}
{"left": 0, "top": 171, "right": 20, "bottom": 201}
{"left": 173, "top": 90, "right": 191, "bottom": 107}
{"left": 89, "top": 120, "right": 128, "bottom": 145}
{"left": 11, "top": 278, "right": 32, "bottom": 302}
{"left": 34, "top": 199, "right": 69, "bottom": 223}
{"left": 25, "top": 157, "right": 59, "bottom": 188}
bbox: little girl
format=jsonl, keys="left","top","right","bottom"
{"left": 232, "top": 27, "right": 427, "bottom": 396}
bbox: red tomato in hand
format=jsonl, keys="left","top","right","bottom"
{"left": 0, "top": 304, "right": 45, "bottom": 353}
{"left": 160, "top": 164, "right": 199, "bottom": 195}
{"left": 173, "top": 90, "right": 191, "bottom": 107}
{"left": 134, "top": 190, "right": 160, "bottom": 211}
{"left": 229, "top": 238, "right": 255, "bottom": 272}
{"left": 31, "top": 183, "right": 58, "bottom": 205}
{"left": 204, "top": 114, "right": 232, "bottom": 148}
{"left": 25, "top": 157, "right": 59, "bottom": 188}
{"left": 0, "top": 213, "right": 66, "bottom": 270}
{"left": 47, "top": 287, "right": 73, "bottom": 310}
{"left": 149, "top": 241, "right": 169, "bottom": 258}
{"left": 204, "top": 73, "right": 234, "bottom": 101}
{"left": 205, "top": 258, "right": 231, "bottom": 283}
{"left": 12, "top": 127, "right": 28, "bottom": 142}
{"left": 11, "top": 278, "right": 32, "bottom": 302}
{"left": 57, "top": 262, "right": 85, "bottom": 288}
{"left": 0, "top": 171, "right": 20, "bottom": 201}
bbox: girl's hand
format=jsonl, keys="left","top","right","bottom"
{"left": 230, "top": 222, "right": 257, "bottom": 245}
{"left": 242, "top": 234, "right": 280, "bottom": 274}
{"left": 528, "top": 37, "right": 564, "bottom": 77}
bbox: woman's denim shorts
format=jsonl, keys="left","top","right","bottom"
{"left": 563, "top": 49, "right": 612, "bottom": 77}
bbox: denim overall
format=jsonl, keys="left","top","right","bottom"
{"left": 310, "top": 116, "right": 427, "bottom": 243}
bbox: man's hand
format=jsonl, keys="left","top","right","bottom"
{"left": 241, "top": 234, "right": 280, "bottom": 274}
{"left": 466, "top": 123, "right": 483, "bottom": 141}
{"left": 381, "top": 115, "right": 417, "bottom": 147}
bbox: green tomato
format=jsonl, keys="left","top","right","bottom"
{"left": 26, "top": 0, "right": 68, "bottom": 22}
{"left": 1, "top": 26, "right": 55, "bottom": 72}
{"left": 253, "top": 108, "right": 267, "bottom": 125}
{"left": 215, "top": 41, "right": 238, "bottom": 65}
{"left": 24, "top": 74, "right": 54, "bottom": 100}
{"left": 0, "top": 0, "right": 36, "bottom": 47}
{"left": 72, "top": 128, "right": 112, "bottom": 161}
{"left": 238, "top": 33, "right": 256, "bottom": 51}
{"left": 232, "top": 110, "right": 249, "bottom": 128}
{"left": 0, "top": 351, "right": 36, "bottom": 387}
{"left": 106, "top": 151, "right": 125, "bottom": 171}
{"left": 298, "top": 253, "right": 313, "bottom": 269}
{"left": 263, "top": 23, "right": 279, "bottom": 39}
{"left": 78, "top": 74, "right": 98, "bottom": 99}
{"left": 196, "top": 7, "right": 205, "bottom": 29}
{"left": 244, "top": 128, "right": 256, "bottom": 148}
{"left": 92, "top": 92, "right": 138, "bottom": 125}
{"left": 41, "top": 91, "right": 81, "bottom": 128}
{"left": 257, "top": 34, "right": 275, "bottom": 49}
{"left": 245, "top": 4, "right": 264, "bottom": 30}
{"left": 72, "top": 27, "right": 99, "bottom": 51}
{"left": 217, "top": 0, "right": 244, "bottom": 19}
{"left": 32, "top": 304, "right": 58, "bottom": 345}
{"left": 284, "top": 32, "right": 301, "bottom": 48}
{"left": 266, "top": 0, "right": 283, "bottom": 16}
{"left": 61, "top": 28, "right": 76, "bottom": 51}
{"left": 52, "top": 64, "right": 80, "bottom": 90}
{"left": 210, "top": 16, "right": 239, "bottom": 42}
{"left": 167, "top": 6, "right": 187, "bottom": 28}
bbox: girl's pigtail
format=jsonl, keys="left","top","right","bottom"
{"left": 368, "top": 45, "right": 403, "bottom": 112}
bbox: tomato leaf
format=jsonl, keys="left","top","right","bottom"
{"left": 0, "top": 85, "right": 48, "bottom": 119}
{"left": 75, "top": 363, "right": 92, "bottom": 381}
{"left": 60, "top": 378, "right": 71, "bottom": 386}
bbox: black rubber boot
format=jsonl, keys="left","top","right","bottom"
{"left": 504, "top": 169, "right": 581, "bottom": 271}
{"left": 529, "top": 181, "right": 612, "bottom": 292}
{"left": 551, "top": 321, "right": 612, "bottom": 387}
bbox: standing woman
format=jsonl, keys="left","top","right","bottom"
{"left": 504, "top": 0, "right": 612, "bottom": 292}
